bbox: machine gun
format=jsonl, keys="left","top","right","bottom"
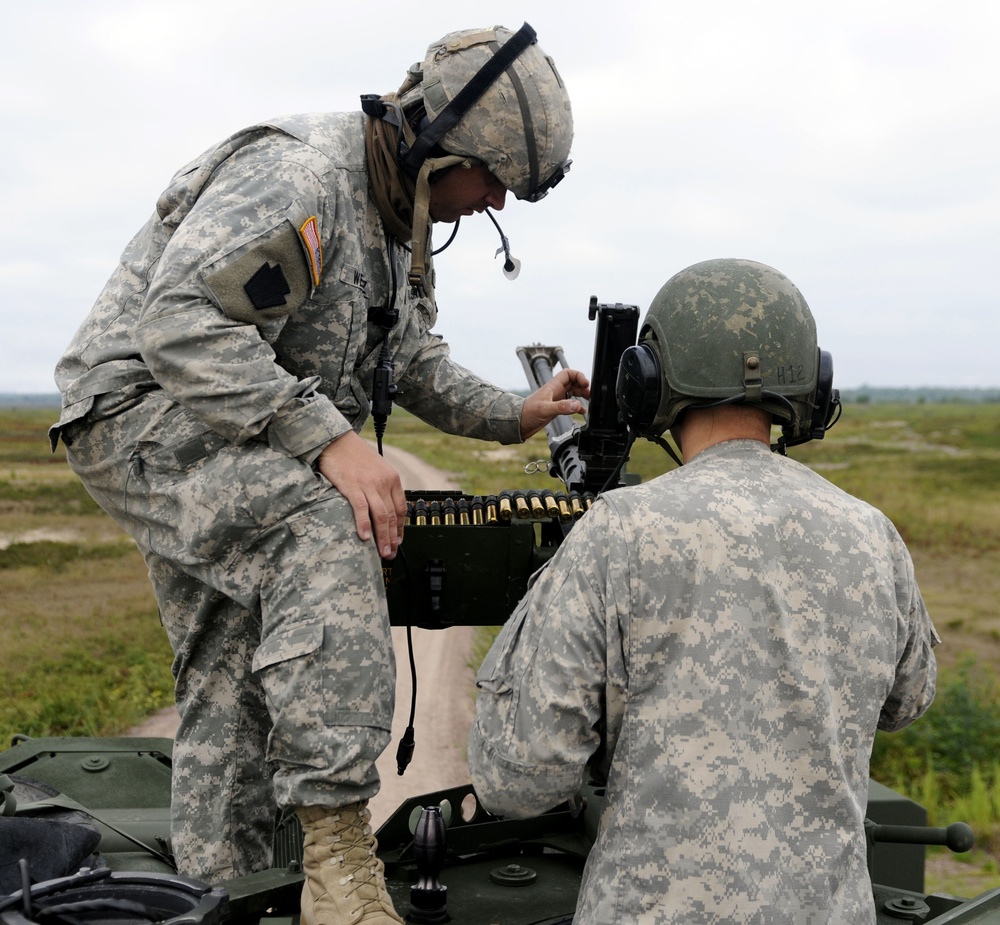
{"left": 381, "top": 296, "right": 639, "bottom": 630}
{"left": 517, "top": 296, "right": 638, "bottom": 495}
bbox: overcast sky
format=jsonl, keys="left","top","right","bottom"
{"left": 2, "top": 0, "right": 998, "bottom": 395}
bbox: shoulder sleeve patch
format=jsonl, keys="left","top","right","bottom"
{"left": 202, "top": 217, "right": 312, "bottom": 323}
{"left": 299, "top": 216, "right": 323, "bottom": 286}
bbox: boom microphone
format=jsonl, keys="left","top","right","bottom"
{"left": 485, "top": 208, "right": 521, "bottom": 280}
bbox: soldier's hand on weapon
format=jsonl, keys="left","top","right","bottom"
{"left": 316, "top": 431, "right": 407, "bottom": 559}
{"left": 520, "top": 368, "right": 591, "bottom": 440}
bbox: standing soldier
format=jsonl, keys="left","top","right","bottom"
{"left": 51, "top": 23, "right": 584, "bottom": 925}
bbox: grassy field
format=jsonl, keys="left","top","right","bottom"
{"left": 0, "top": 409, "right": 175, "bottom": 737}
{"left": 2, "top": 401, "right": 999, "bottom": 895}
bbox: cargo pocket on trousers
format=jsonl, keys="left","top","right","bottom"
{"left": 253, "top": 622, "right": 392, "bottom": 733}
{"left": 253, "top": 623, "right": 324, "bottom": 676}
{"left": 253, "top": 623, "right": 325, "bottom": 744}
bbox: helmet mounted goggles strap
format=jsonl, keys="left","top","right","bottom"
{"left": 400, "top": 21, "right": 537, "bottom": 179}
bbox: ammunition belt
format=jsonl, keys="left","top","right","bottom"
{"left": 404, "top": 489, "right": 596, "bottom": 526}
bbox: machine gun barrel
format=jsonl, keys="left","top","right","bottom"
{"left": 516, "top": 343, "right": 576, "bottom": 444}
{"left": 516, "top": 344, "right": 587, "bottom": 490}
{"left": 517, "top": 297, "right": 639, "bottom": 495}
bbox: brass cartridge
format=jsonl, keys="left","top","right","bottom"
{"left": 528, "top": 490, "right": 546, "bottom": 518}
{"left": 512, "top": 489, "right": 531, "bottom": 519}
{"left": 498, "top": 491, "right": 513, "bottom": 522}
{"left": 485, "top": 495, "right": 499, "bottom": 524}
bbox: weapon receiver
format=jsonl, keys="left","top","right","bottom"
{"left": 516, "top": 296, "right": 638, "bottom": 495}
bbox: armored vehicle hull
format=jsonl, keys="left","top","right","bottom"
{"left": 1, "top": 734, "right": 997, "bottom": 925}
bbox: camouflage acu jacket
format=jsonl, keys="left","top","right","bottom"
{"left": 469, "top": 438, "right": 939, "bottom": 925}
{"left": 51, "top": 112, "right": 523, "bottom": 455}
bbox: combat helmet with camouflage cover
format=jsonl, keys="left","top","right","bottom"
{"left": 362, "top": 23, "right": 572, "bottom": 294}
{"left": 399, "top": 22, "right": 573, "bottom": 202}
{"left": 618, "top": 258, "right": 840, "bottom": 449}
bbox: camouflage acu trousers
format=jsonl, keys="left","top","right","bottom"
{"left": 64, "top": 392, "right": 395, "bottom": 882}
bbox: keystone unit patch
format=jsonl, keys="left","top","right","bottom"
{"left": 202, "top": 217, "right": 311, "bottom": 324}
{"left": 244, "top": 262, "right": 291, "bottom": 310}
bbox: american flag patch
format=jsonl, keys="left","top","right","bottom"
{"left": 299, "top": 216, "right": 323, "bottom": 286}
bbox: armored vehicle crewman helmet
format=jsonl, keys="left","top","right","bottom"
{"left": 617, "top": 258, "right": 840, "bottom": 448}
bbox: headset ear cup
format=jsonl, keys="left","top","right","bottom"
{"left": 811, "top": 349, "right": 839, "bottom": 437}
{"left": 616, "top": 343, "right": 662, "bottom": 433}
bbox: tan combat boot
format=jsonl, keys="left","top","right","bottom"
{"left": 297, "top": 801, "right": 403, "bottom": 925}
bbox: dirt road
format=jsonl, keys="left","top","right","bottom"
{"left": 128, "top": 443, "right": 478, "bottom": 828}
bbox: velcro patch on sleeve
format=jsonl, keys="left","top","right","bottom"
{"left": 202, "top": 218, "right": 311, "bottom": 323}
{"left": 299, "top": 216, "right": 323, "bottom": 287}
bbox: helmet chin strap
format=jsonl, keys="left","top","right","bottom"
{"left": 407, "top": 153, "right": 468, "bottom": 295}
